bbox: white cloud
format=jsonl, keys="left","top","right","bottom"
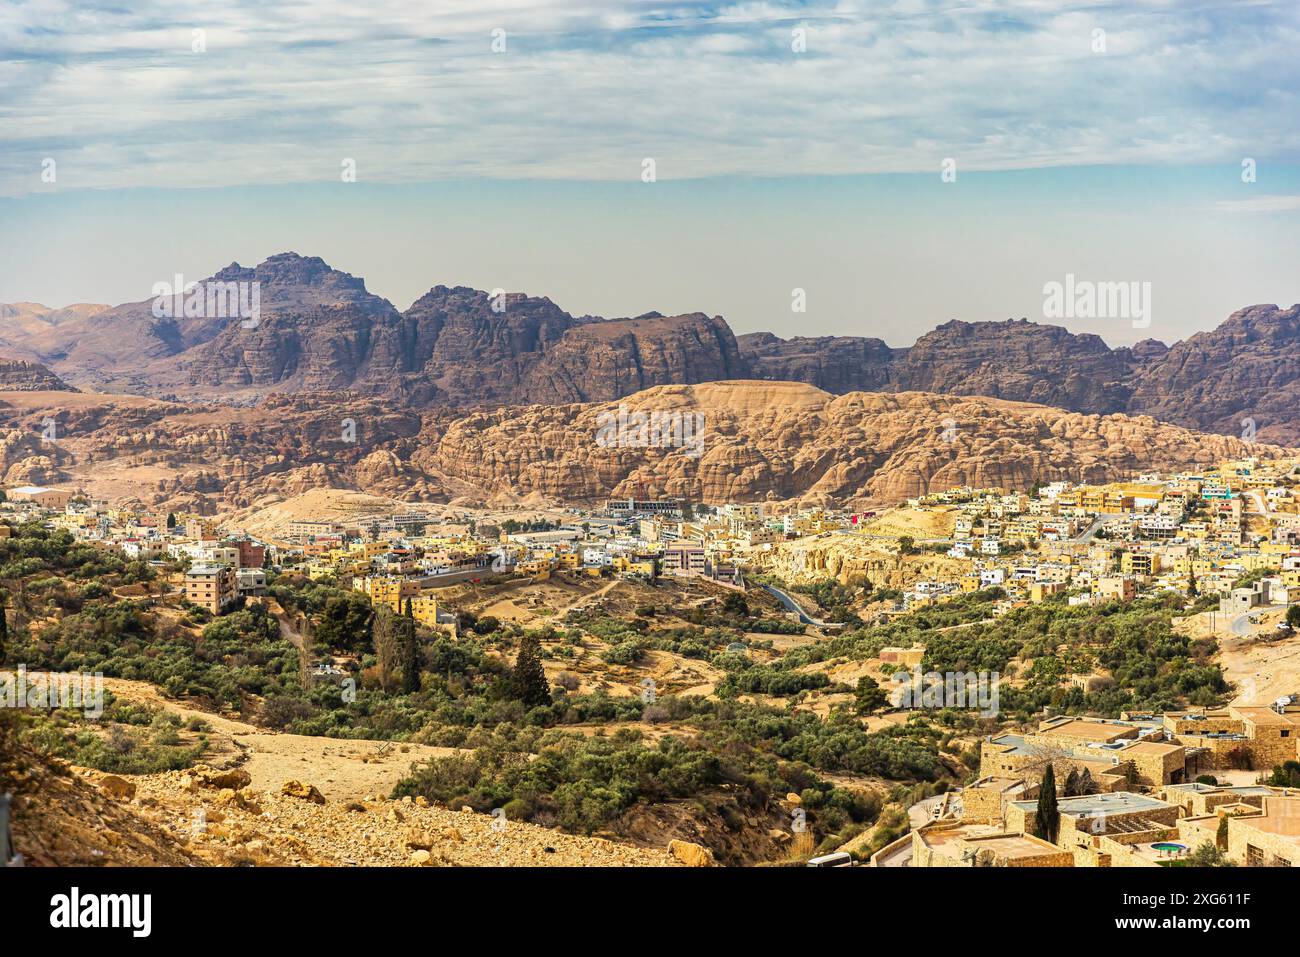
{"left": 1, "top": 0, "right": 1297, "bottom": 194}
{"left": 1210, "top": 195, "right": 1300, "bottom": 214}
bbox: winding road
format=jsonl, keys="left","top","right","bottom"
{"left": 760, "top": 583, "right": 845, "bottom": 630}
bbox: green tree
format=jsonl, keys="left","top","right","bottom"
{"left": 401, "top": 598, "right": 420, "bottom": 694}
{"left": 1063, "top": 767, "right": 1080, "bottom": 797}
{"left": 372, "top": 606, "right": 402, "bottom": 694}
{"left": 854, "top": 676, "right": 888, "bottom": 714}
{"left": 1266, "top": 760, "right": 1300, "bottom": 788}
{"left": 1186, "top": 842, "right": 1234, "bottom": 867}
{"left": 1216, "top": 814, "right": 1229, "bottom": 851}
{"left": 897, "top": 536, "right": 917, "bottom": 556}
{"left": 722, "top": 592, "right": 750, "bottom": 618}
{"left": 510, "top": 633, "right": 551, "bottom": 707}
{"left": 1287, "top": 604, "right": 1300, "bottom": 628}
{"left": 0, "top": 590, "right": 7, "bottom": 665}
{"left": 166, "top": 512, "right": 177, "bottom": 529}
{"left": 1036, "top": 764, "right": 1060, "bottom": 844}
{"left": 1078, "top": 768, "right": 1098, "bottom": 795}
{"left": 314, "top": 593, "right": 373, "bottom": 652}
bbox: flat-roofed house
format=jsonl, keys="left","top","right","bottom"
{"left": 184, "top": 563, "right": 237, "bottom": 615}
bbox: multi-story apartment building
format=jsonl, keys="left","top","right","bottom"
{"left": 184, "top": 563, "right": 237, "bottom": 615}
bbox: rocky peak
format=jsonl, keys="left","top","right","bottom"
{"left": 0, "top": 356, "right": 78, "bottom": 392}
{"left": 1126, "top": 304, "right": 1300, "bottom": 444}
{"left": 888, "top": 317, "right": 1134, "bottom": 413}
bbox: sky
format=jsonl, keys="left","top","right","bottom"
{"left": 1, "top": 0, "right": 1299, "bottom": 347}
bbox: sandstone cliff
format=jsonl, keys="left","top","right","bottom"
{"left": 2, "top": 380, "right": 1277, "bottom": 514}
{"left": 419, "top": 381, "right": 1280, "bottom": 507}
{"left": 889, "top": 319, "right": 1136, "bottom": 413}
{"left": 737, "top": 332, "right": 896, "bottom": 393}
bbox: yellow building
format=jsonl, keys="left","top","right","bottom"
{"left": 1030, "top": 581, "right": 1068, "bottom": 603}
{"left": 306, "top": 560, "right": 337, "bottom": 581}
{"left": 356, "top": 575, "right": 420, "bottom": 611}
{"left": 410, "top": 593, "right": 440, "bottom": 628}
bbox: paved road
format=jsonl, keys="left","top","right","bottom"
{"left": 1231, "top": 604, "right": 1287, "bottom": 638}
{"left": 1242, "top": 490, "right": 1269, "bottom": 516}
{"left": 1072, "top": 513, "right": 1123, "bottom": 543}
{"left": 761, "top": 583, "right": 844, "bottom": 630}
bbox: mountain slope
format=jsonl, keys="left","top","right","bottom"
{"left": 2, "top": 381, "right": 1282, "bottom": 513}
{"left": 420, "top": 381, "right": 1281, "bottom": 506}
{"left": 737, "top": 332, "right": 897, "bottom": 393}
{"left": 1126, "top": 304, "right": 1300, "bottom": 445}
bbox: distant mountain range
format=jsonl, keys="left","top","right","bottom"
{"left": 4, "top": 252, "right": 1299, "bottom": 443}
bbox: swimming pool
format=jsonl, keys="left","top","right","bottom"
{"left": 1151, "top": 842, "right": 1187, "bottom": 853}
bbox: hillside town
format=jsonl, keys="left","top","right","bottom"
{"left": 7, "top": 451, "right": 1300, "bottom": 870}
{"left": 9, "top": 451, "right": 1300, "bottom": 631}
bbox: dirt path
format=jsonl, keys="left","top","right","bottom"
{"left": 1218, "top": 634, "right": 1300, "bottom": 706}
{"left": 555, "top": 578, "right": 622, "bottom": 615}
{"left": 265, "top": 597, "right": 304, "bottom": 651}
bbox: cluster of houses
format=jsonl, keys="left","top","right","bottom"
{"left": 7, "top": 452, "right": 1299, "bottom": 638}
{"left": 874, "top": 702, "right": 1300, "bottom": 867}
{"left": 898, "top": 456, "right": 1300, "bottom": 616}
{"left": 2, "top": 487, "right": 844, "bottom": 628}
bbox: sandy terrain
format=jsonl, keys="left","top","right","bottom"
{"left": 1218, "top": 632, "right": 1300, "bottom": 707}
{"left": 95, "top": 677, "right": 464, "bottom": 801}
{"left": 1176, "top": 608, "right": 1300, "bottom": 706}
{"left": 858, "top": 505, "right": 959, "bottom": 540}
{"left": 223, "top": 488, "right": 411, "bottom": 538}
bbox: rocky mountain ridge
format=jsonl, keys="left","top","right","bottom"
{"left": 4, "top": 254, "right": 1298, "bottom": 442}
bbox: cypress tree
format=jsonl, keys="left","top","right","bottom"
{"left": 1037, "top": 764, "right": 1060, "bottom": 844}
{"left": 401, "top": 599, "right": 420, "bottom": 694}
{"left": 1079, "top": 768, "right": 1097, "bottom": 795}
{"left": 373, "top": 606, "right": 401, "bottom": 694}
{"left": 0, "top": 591, "right": 7, "bottom": 665}
{"left": 1063, "top": 767, "right": 1080, "bottom": 797}
{"left": 512, "top": 633, "right": 552, "bottom": 707}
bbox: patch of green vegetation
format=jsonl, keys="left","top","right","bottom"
{"left": 18, "top": 693, "right": 208, "bottom": 774}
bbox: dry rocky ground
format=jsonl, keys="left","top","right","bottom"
{"left": 8, "top": 755, "right": 682, "bottom": 867}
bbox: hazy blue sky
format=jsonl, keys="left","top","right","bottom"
{"left": 2, "top": 0, "right": 1298, "bottom": 346}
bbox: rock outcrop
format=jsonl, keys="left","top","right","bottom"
{"left": 888, "top": 319, "right": 1136, "bottom": 414}
{"left": 737, "top": 332, "right": 897, "bottom": 393}
{"left": 420, "top": 381, "right": 1281, "bottom": 507}
{"left": 0, "top": 357, "right": 78, "bottom": 392}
